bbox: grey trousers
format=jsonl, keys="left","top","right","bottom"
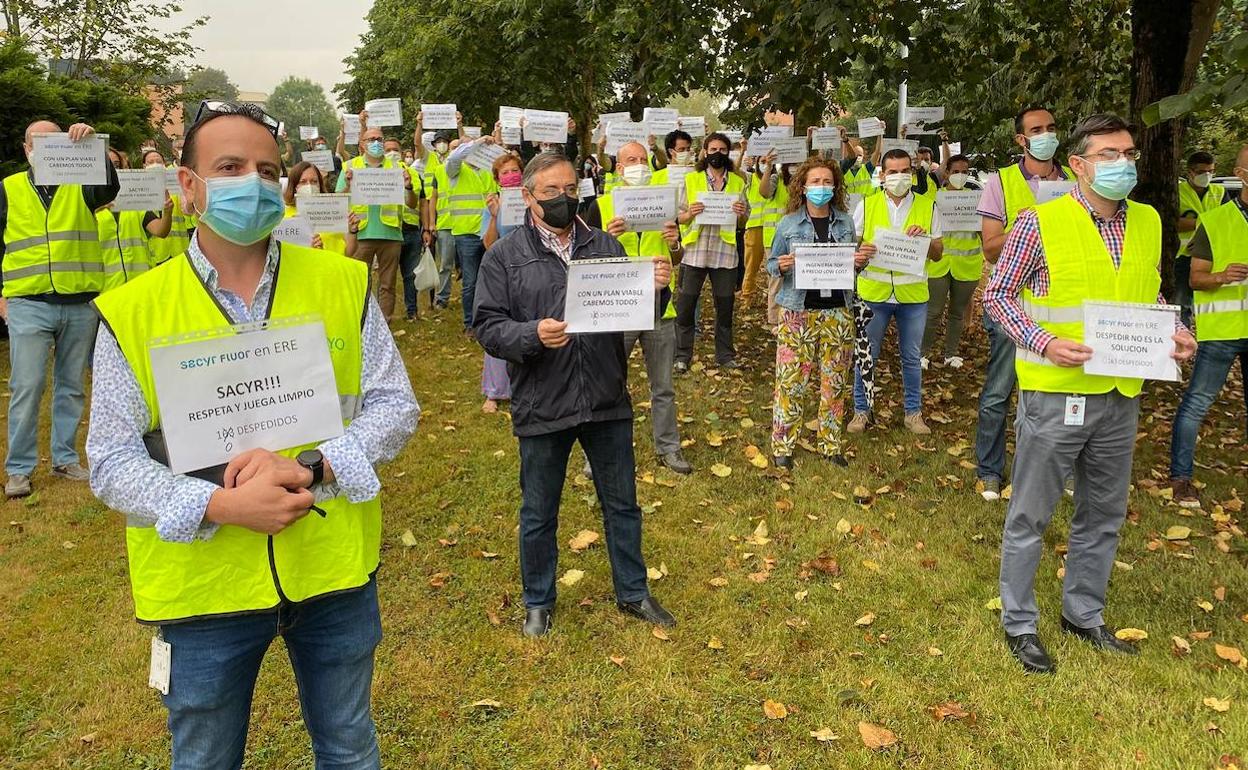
{"left": 922, "top": 274, "right": 979, "bottom": 357}
{"left": 999, "top": 390, "right": 1139, "bottom": 636}
{"left": 435, "top": 228, "right": 456, "bottom": 305}
{"left": 624, "top": 318, "right": 681, "bottom": 455}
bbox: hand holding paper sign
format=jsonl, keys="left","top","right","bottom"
{"left": 538, "top": 319, "right": 570, "bottom": 348}
{"left": 652, "top": 257, "right": 671, "bottom": 289}
{"left": 1171, "top": 330, "right": 1197, "bottom": 361}
{"left": 1043, "top": 338, "right": 1093, "bottom": 367}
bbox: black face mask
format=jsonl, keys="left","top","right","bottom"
{"left": 537, "top": 193, "right": 577, "bottom": 230}
{"left": 706, "top": 152, "right": 730, "bottom": 170}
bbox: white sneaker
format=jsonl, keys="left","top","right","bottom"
{"left": 943, "top": 356, "right": 964, "bottom": 369}
{"left": 920, "top": 356, "right": 930, "bottom": 371}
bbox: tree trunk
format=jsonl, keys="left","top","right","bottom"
{"left": 1129, "top": 0, "right": 1218, "bottom": 297}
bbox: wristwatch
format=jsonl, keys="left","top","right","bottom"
{"left": 297, "top": 449, "right": 324, "bottom": 488}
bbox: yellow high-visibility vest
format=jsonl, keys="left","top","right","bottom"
{"left": 1, "top": 171, "right": 104, "bottom": 296}
{"left": 97, "top": 209, "right": 154, "bottom": 290}
{"left": 1177, "top": 179, "right": 1225, "bottom": 257}
{"left": 1192, "top": 200, "right": 1248, "bottom": 341}
{"left": 858, "top": 193, "right": 936, "bottom": 304}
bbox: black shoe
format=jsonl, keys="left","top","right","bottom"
{"left": 828, "top": 454, "right": 848, "bottom": 468}
{"left": 618, "top": 596, "right": 676, "bottom": 627}
{"left": 773, "top": 455, "right": 793, "bottom": 470}
{"left": 1060, "top": 617, "right": 1139, "bottom": 655}
{"left": 434, "top": 300, "right": 448, "bottom": 309}
{"left": 522, "top": 607, "right": 553, "bottom": 638}
{"left": 659, "top": 450, "right": 692, "bottom": 474}
{"left": 719, "top": 359, "right": 741, "bottom": 370}
{"left": 673, "top": 361, "right": 689, "bottom": 375}
{"left": 1005, "top": 633, "right": 1056, "bottom": 674}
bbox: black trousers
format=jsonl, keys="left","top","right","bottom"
{"left": 675, "top": 264, "right": 736, "bottom": 365}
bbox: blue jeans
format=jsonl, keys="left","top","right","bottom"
{"left": 1169, "top": 337, "right": 1248, "bottom": 479}
{"left": 853, "top": 300, "right": 926, "bottom": 414}
{"left": 517, "top": 418, "right": 649, "bottom": 609}
{"left": 161, "top": 577, "right": 382, "bottom": 770}
{"left": 5, "top": 298, "right": 98, "bottom": 476}
{"left": 435, "top": 229, "right": 456, "bottom": 306}
{"left": 1173, "top": 256, "right": 1194, "bottom": 329}
{"left": 399, "top": 226, "right": 423, "bottom": 317}
{"left": 975, "top": 312, "right": 1019, "bottom": 482}
{"left": 455, "top": 233, "right": 485, "bottom": 328}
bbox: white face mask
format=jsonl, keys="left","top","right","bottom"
{"left": 672, "top": 150, "right": 694, "bottom": 166}
{"left": 947, "top": 172, "right": 969, "bottom": 190}
{"left": 296, "top": 183, "right": 318, "bottom": 197}
{"left": 883, "top": 172, "right": 913, "bottom": 197}
{"left": 1192, "top": 171, "right": 1213, "bottom": 187}
{"left": 434, "top": 141, "right": 449, "bottom": 154}
{"left": 145, "top": 162, "right": 164, "bottom": 170}
{"left": 621, "top": 163, "right": 652, "bottom": 186}
{"left": 385, "top": 151, "right": 401, "bottom": 164}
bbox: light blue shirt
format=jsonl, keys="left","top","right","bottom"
{"left": 86, "top": 233, "right": 420, "bottom": 543}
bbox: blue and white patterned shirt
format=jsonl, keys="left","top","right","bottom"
{"left": 87, "top": 234, "right": 420, "bottom": 543}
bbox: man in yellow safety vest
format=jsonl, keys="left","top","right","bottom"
{"left": 984, "top": 113, "right": 1196, "bottom": 675}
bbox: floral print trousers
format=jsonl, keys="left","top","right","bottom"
{"left": 771, "top": 307, "right": 855, "bottom": 457}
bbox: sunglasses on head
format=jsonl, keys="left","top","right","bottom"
{"left": 193, "top": 101, "right": 281, "bottom": 139}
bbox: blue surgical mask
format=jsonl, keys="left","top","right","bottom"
{"left": 1026, "top": 132, "right": 1059, "bottom": 162}
{"left": 194, "top": 171, "right": 285, "bottom": 246}
{"left": 366, "top": 140, "right": 384, "bottom": 158}
{"left": 1088, "top": 157, "right": 1137, "bottom": 201}
{"left": 805, "top": 185, "right": 834, "bottom": 206}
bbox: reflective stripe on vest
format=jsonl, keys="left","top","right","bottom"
{"left": 1192, "top": 201, "right": 1248, "bottom": 341}
{"left": 92, "top": 245, "right": 377, "bottom": 623}
{"left": 597, "top": 191, "right": 677, "bottom": 320}
{"left": 857, "top": 193, "right": 935, "bottom": 303}
{"left": 149, "top": 195, "right": 192, "bottom": 264}
{"left": 681, "top": 171, "right": 746, "bottom": 247}
{"left": 1, "top": 172, "right": 105, "bottom": 296}
{"left": 1177, "top": 180, "right": 1225, "bottom": 256}
{"left": 347, "top": 155, "right": 402, "bottom": 228}
{"left": 999, "top": 163, "right": 1073, "bottom": 234}
{"left": 1014, "top": 195, "right": 1162, "bottom": 397}
{"left": 929, "top": 230, "right": 983, "bottom": 281}
{"left": 447, "top": 167, "right": 486, "bottom": 236}
{"left": 97, "top": 209, "right": 155, "bottom": 291}
{"left": 846, "top": 165, "right": 875, "bottom": 197}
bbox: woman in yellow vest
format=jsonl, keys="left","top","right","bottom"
{"left": 140, "top": 148, "right": 193, "bottom": 262}
{"left": 766, "top": 159, "right": 870, "bottom": 470}
{"left": 97, "top": 147, "right": 174, "bottom": 290}
{"left": 673, "top": 131, "right": 750, "bottom": 370}
{"left": 282, "top": 160, "right": 358, "bottom": 257}
{"left": 741, "top": 149, "right": 787, "bottom": 311}
{"left": 920, "top": 153, "right": 983, "bottom": 369}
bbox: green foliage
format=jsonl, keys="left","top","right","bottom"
{"left": 182, "top": 66, "right": 240, "bottom": 131}
{"left": 0, "top": 40, "right": 151, "bottom": 178}
{"left": 664, "top": 91, "right": 726, "bottom": 133}
{"left": 267, "top": 77, "right": 340, "bottom": 155}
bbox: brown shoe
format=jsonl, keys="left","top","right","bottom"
{"left": 904, "top": 412, "right": 931, "bottom": 435}
{"left": 1170, "top": 478, "right": 1200, "bottom": 509}
{"left": 847, "top": 413, "right": 869, "bottom": 433}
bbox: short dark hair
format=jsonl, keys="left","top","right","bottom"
{"left": 916, "top": 146, "right": 934, "bottom": 157}
{"left": 946, "top": 153, "right": 971, "bottom": 168}
{"left": 695, "top": 132, "right": 734, "bottom": 172}
{"left": 881, "top": 148, "right": 913, "bottom": 166}
{"left": 183, "top": 102, "right": 279, "bottom": 170}
{"left": 1068, "top": 113, "right": 1132, "bottom": 157}
{"left": 664, "top": 129, "right": 693, "bottom": 153}
{"left": 1188, "top": 151, "right": 1215, "bottom": 167}
{"left": 1015, "top": 105, "right": 1054, "bottom": 135}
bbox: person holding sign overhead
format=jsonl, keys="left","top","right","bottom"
{"left": 582, "top": 141, "right": 692, "bottom": 475}
{"left": 432, "top": 126, "right": 496, "bottom": 331}
{"left": 973, "top": 106, "right": 1074, "bottom": 503}
{"left": 673, "top": 132, "right": 750, "bottom": 371}
{"left": 97, "top": 146, "right": 172, "bottom": 290}
{"left": 984, "top": 113, "right": 1195, "bottom": 674}
{"left": 139, "top": 148, "right": 194, "bottom": 263}
{"left": 86, "top": 101, "right": 419, "bottom": 768}
{"left": 1, "top": 120, "right": 118, "bottom": 499}
{"left": 335, "top": 114, "right": 419, "bottom": 321}
{"left": 767, "top": 159, "right": 868, "bottom": 470}
{"left": 1167, "top": 144, "right": 1248, "bottom": 509}
{"left": 472, "top": 152, "right": 676, "bottom": 638}
{"left": 921, "top": 154, "right": 982, "bottom": 369}
{"left": 849, "top": 148, "right": 943, "bottom": 436}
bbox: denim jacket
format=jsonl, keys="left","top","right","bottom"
{"left": 767, "top": 206, "right": 857, "bottom": 311}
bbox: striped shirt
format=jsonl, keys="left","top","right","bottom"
{"left": 984, "top": 185, "right": 1183, "bottom": 355}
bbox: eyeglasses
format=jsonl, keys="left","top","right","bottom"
{"left": 193, "top": 101, "right": 281, "bottom": 139}
{"left": 1080, "top": 148, "right": 1141, "bottom": 163}
{"left": 535, "top": 184, "right": 580, "bottom": 198}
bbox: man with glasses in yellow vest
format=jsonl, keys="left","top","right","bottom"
{"left": 1168, "top": 144, "right": 1248, "bottom": 509}
{"left": 336, "top": 114, "right": 419, "bottom": 321}
{"left": 849, "top": 148, "right": 944, "bottom": 436}
{"left": 974, "top": 105, "right": 1074, "bottom": 503}
{"left": 583, "top": 141, "right": 693, "bottom": 475}
{"left": 85, "top": 102, "right": 419, "bottom": 768}
{"left": 1, "top": 120, "right": 117, "bottom": 499}
{"left": 985, "top": 113, "right": 1196, "bottom": 674}
{"left": 1174, "top": 151, "right": 1226, "bottom": 327}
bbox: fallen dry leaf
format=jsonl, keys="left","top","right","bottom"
{"left": 399, "top": 529, "right": 418, "bottom": 548}
{"left": 1204, "top": 697, "right": 1231, "bottom": 713}
{"left": 710, "top": 463, "right": 733, "bottom": 478}
{"left": 558, "top": 569, "right": 585, "bottom": 586}
{"left": 1198, "top": 600, "right": 1215, "bottom": 613}
{"left": 932, "top": 701, "right": 970, "bottom": 721}
{"left": 858, "top": 721, "right": 898, "bottom": 750}
{"left": 855, "top": 612, "right": 876, "bottom": 627}
{"left": 835, "top": 518, "right": 852, "bottom": 534}
{"left": 1164, "top": 525, "right": 1192, "bottom": 541}
{"left": 1172, "top": 636, "right": 1192, "bottom": 655}
{"left": 745, "top": 520, "right": 771, "bottom": 545}
{"left": 927, "top": 646, "right": 944, "bottom": 657}
{"left": 651, "top": 626, "right": 671, "bottom": 641}
{"left": 762, "top": 699, "right": 788, "bottom": 720}
{"left": 609, "top": 655, "right": 626, "bottom": 668}
{"left": 810, "top": 727, "right": 840, "bottom": 742}
{"left": 568, "top": 529, "right": 600, "bottom": 552}
{"left": 470, "top": 699, "right": 502, "bottom": 709}
{"left": 707, "top": 636, "right": 724, "bottom": 650}
{"left": 1115, "top": 628, "right": 1148, "bottom": 642}
{"left": 1215, "top": 644, "right": 1243, "bottom": 664}
{"left": 707, "top": 576, "right": 729, "bottom": 588}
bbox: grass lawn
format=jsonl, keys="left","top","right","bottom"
{"left": 0, "top": 293, "right": 1245, "bottom": 769}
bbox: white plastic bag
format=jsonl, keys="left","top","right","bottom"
{"left": 414, "top": 246, "right": 438, "bottom": 293}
